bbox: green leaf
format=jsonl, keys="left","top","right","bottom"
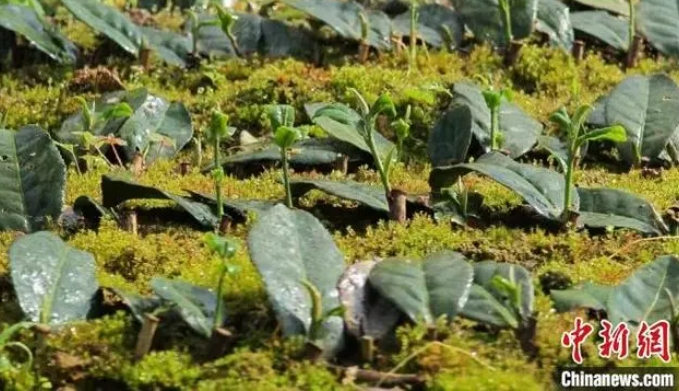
{"left": 391, "top": 4, "right": 464, "bottom": 49}
{"left": 247, "top": 204, "right": 346, "bottom": 357}
{"left": 280, "top": 0, "right": 391, "bottom": 49}
{"left": 453, "top": 82, "right": 542, "bottom": 159}
{"left": 0, "top": 126, "right": 66, "bottom": 232}
{"left": 451, "top": 0, "right": 539, "bottom": 46}
{"left": 577, "top": 125, "right": 627, "bottom": 144}
{"left": 368, "top": 251, "right": 474, "bottom": 325}
{"left": 571, "top": 11, "right": 629, "bottom": 51}
{"left": 151, "top": 277, "right": 222, "bottom": 338}
{"left": 217, "top": 138, "right": 371, "bottom": 172}
{"left": 430, "top": 151, "right": 578, "bottom": 221}
{"left": 140, "top": 27, "right": 192, "bottom": 67}
{"left": 576, "top": 187, "right": 668, "bottom": 235}
{"left": 101, "top": 175, "right": 219, "bottom": 229}
{"left": 307, "top": 103, "right": 395, "bottom": 161}
{"left": 637, "top": 0, "right": 679, "bottom": 58}
{"left": 274, "top": 126, "right": 303, "bottom": 150}
{"left": 604, "top": 74, "right": 679, "bottom": 165}
{"left": 572, "top": 0, "right": 631, "bottom": 15}
{"left": 266, "top": 104, "right": 296, "bottom": 130}
{"left": 428, "top": 105, "right": 473, "bottom": 167}
{"left": 0, "top": 4, "right": 77, "bottom": 64}
{"left": 185, "top": 191, "right": 276, "bottom": 222}
{"left": 550, "top": 282, "right": 613, "bottom": 313}
{"left": 535, "top": 0, "right": 574, "bottom": 50}
{"left": 369, "top": 94, "right": 396, "bottom": 119}
{"left": 111, "top": 288, "right": 163, "bottom": 323}
{"left": 607, "top": 255, "right": 679, "bottom": 325}
{"left": 289, "top": 179, "right": 423, "bottom": 216}
{"left": 9, "top": 232, "right": 99, "bottom": 325}
{"left": 461, "top": 261, "right": 533, "bottom": 328}
{"left": 337, "top": 260, "right": 401, "bottom": 339}
{"left": 537, "top": 135, "right": 569, "bottom": 172}
{"left": 62, "top": 0, "right": 143, "bottom": 55}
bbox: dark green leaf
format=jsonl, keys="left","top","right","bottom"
{"left": 9, "top": 232, "right": 99, "bottom": 325}
{"left": 535, "top": 0, "right": 574, "bottom": 50}
{"left": 101, "top": 175, "right": 219, "bottom": 229}
{"left": 572, "top": 0, "right": 631, "bottom": 15}
{"left": 185, "top": 191, "right": 276, "bottom": 222}
{"left": 391, "top": 4, "right": 464, "bottom": 49}
{"left": 453, "top": 82, "right": 541, "bottom": 158}
{"left": 637, "top": 0, "right": 679, "bottom": 58}
{"left": 247, "top": 204, "right": 346, "bottom": 356}
{"left": 451, "top": 0, "right": 538, "bottom": 46}
{"left": 461, "top": 261, "right": 533, "bottom": 328}
{"left": 111, "top": 288, "right": 163, "bottom": 323}
{"left": 151, "top": 277, "right": 222, "bottom": 338}
{"left": 290, "top": 179, "right": 390, "bottom": 213}
{"left": 604, "top": 74, "right": 679, "bottom": 165}
{"left": 571, "top": 11, "right": 629, "bottom": 51}
{"left": 428, "top": 105, "right": 473, "bottom": 167}
{"left": 0, "top": 126, "right": 66, "bottom": 232}
{"left": 368, "top": 251, "right": 473, "bottom": 325}
{"left": 0, "top": 4, "right": 77, "bottom": 63}
{"left": 140, "top": 26, "right": 192, "bottom": 67}
{"left": 430, "top": 151, "right": 577, "bottom": 221}
{"left": 550, "top": 282, "right": 613, "bottom": 313}
{"left": 62, "top": 0, "right": 143, "bottom": 55}
{"left": 577, "top": 187, "right": 667, "bottom": 235}
{"left": 607, "top": 255, "right": 679, "bottom": 325}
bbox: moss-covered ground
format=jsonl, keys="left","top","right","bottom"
{"left": 3, "top": 8, "right": 679, "bottom": 389}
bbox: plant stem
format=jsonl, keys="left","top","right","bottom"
{"left": 561, "top": 141, "right": 577, "bottom": 223}
{"left": 282, "top": 149, "right": 293, "bottom": 208}
{"left": 499, "top": 0, "right": 513, "bottom": 45}
{"left": 628, "top": 0, "right": 635, "bottom": 53}
{"left": 213, "top": 135, "right": 223, "bottom": 223}
{"left": 490, "top": 107, "right": 500, "bottom": 150}
{"left": 94, "top": 145, "right": 113, "bottom": 167}
{"left": 111, "top": 145, "right": 124, "bottom": 167}
{"left": 213, "top": 264, "right": 226, "bottom": 330}
{"left": 366, "top": 125, "right": 391, "bottom": 193}
{"left": 408, "top": 1, "right": 417, "bottom": 74}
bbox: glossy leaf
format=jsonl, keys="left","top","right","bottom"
{"left": 605, "top": 74, "right": 679, "bottom": 165}
{"left": 9, "top": 232, "right": 99, "bottom": 325}
{"left": 452, "top": 82, "right": 541, "bottom": 159}
{"left": 461, "top": 261, "right": 533, "bottom": 328}
{"left": 62, "top": 0, "right": 143, "bottom": 55}
{"left": 535, "top": 0, "right": 574, "bottom": 50}
{"left": 0, "top": 4, "right": 77, "bottom": 63}
{"left": 101, "top": 175, "right": 219, "bottom": 229}
{"left": 608, "top": 255, "right": 679, "bottom": 325}
{"left": 638, "top": 0, "right": 679, "bottom": 59}
{"left": 151, "top": 277, "right": 222, "bottom": 337}
{"left": 368, "top": 251, "right": 474, "bottom": 325}
{"left": 571, "top": 11, "right": 629, "bottom": 51}
{"left": 451, "top": 0, "right": 538, "bottom": 45}
{"left": 112, "top": 288, "right": 163, "bottom": 323}
{"left": 307, "top": 102, "right": 395, "bottom": 161}
{"left": 430, "top": 151, "right": 578, "bottom": 221}
{"left": 577, "top": 187, "right": 667, "bottom": 235}
{"left": 247, "top": 204, "right": 346, "bottom": 356}
{"left": 572, "top": 0, "right": 631, "bottom": 15}
{"left": 550, "top": 282, "right": 613, "bottom": 313}
{"left": 391, "top": 4, "right": 464, "bottom": 49}
{"left": 140, "top": 27, "right": 192, "bottom": 67}
{"left": 428, "top": 105, "right": 473, "bottom": 167}
{"left": 0, "top": 126, "right": 66, "bottom": 232}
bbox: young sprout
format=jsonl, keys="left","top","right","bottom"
{"left": 0, "top": 321, "right": 35, "bottom": 372}
{"left": 215, "top": 5, "right": 240, "bottom": 57}
{"left": 548, "top": 105, "right": 627, "bottom": 223}
{"left": 205, "top": 110, "right": 235, "bottom": 224}
{"left": 203, "top": 233, "right": 239, "bottom": 330}
{"left": 480, "top": 85, "right": 511, "bottom": 151}
{"left": 358, "top": 11, "right": 370, "bottom": 63}
{"left": 391, "top": 104, "right": 411, "bottom": 162}
{"left": 301, "top": 280, "right": 344, "bottom": 344}
{"left": 266, "top": 105, "right": 306, "bottom": 208}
